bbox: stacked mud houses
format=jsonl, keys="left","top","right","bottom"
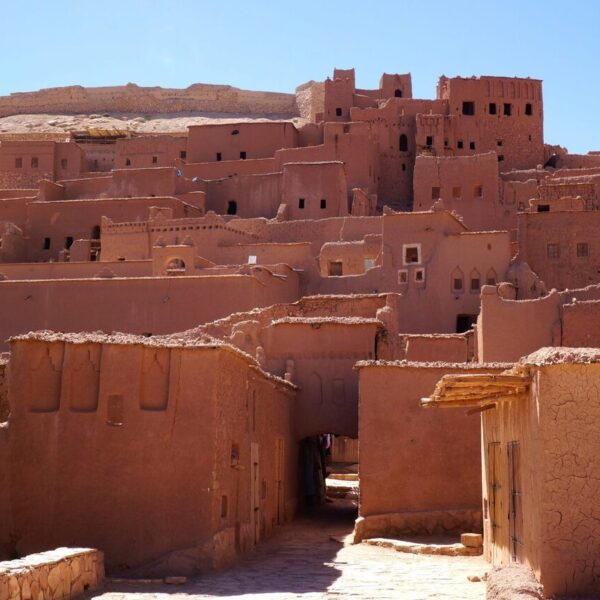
{"left": 0, "top": 68, "right": 598, "bottom": 597}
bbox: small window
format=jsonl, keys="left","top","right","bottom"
{"left": 547, "top": 243, "right": 560, "bottom": 259}
{"left": 402, "top": 163, "right": 406, "bottom": 171}
{"left": 462, "top": 101, "right": 475, "bottom": 116}
{"left": 403, "top": 244, "right": 421, "bottom": 265}
{"left": 398, "top": 269, "right": 408, "bottom": 284}
{"left": 31, "top": 157, "right": 39, "bottom": 168}
{"left": 15, "top": 157, "right": 23, "bottom": 169}
{"left": 329, "top": 261, "right": 343, "bottom": 276}
{"left": 452, "top": 186, "right": 462, "bottom": 198}
{"left": 335, "top": 107, "right": 343, "bottom": 117}
{"left": 426, "top": 135, "right": 433, "bottom": 147}
{"left": 320, "top": 199, "right": 327, "bottom": 209}
{"left": 399, "top": 134, "right": 408, "bottom": 152}
{"left": 65, "top": 236, "right": 74, "bottom": 249}
{"left": 180, "top": 150, "right": 187, "bottom": 160}
{"left": 503, "top": 103, "right": 512, "bottom": 116}
{"left": 221, "top": 495, "right": 228, "bottom": 518}
{"left": 231, "top": 129, "right": 239, "bottom": 135}
{"left": 498, "top": 155, "right": 505, "bottom": 162}
{"left": 489, "top": 102, "right": 497, "bottom": 115}
{"left": 343, "top": 124, "right": 350, "bottom": 133}
{"left": 577, "top": 243, "right": 589, "bottom": 258}
{"left": 394, "top": 89, "right": 402, "bottom": 98}
{"left": 471, "top": 278, "right": 480, "bottom": 291}
{"left": 216, "top": 152, "right": 222, "bottom": 161}
{"left": 444, "top": 139, "right": 449, "bottom": 147}
{"left": 227, "top": 200, "right": 237, "bottom": 215}
{"left": 415, "top": 268, "right": 425, "bottom": 282}
{"left": 469, "top": 141, "right": 476, "bottom": 150}
{"left": 152, "top": 156, "right": 158, "bottom": 164}
{"left": 537, "top": 204, "right": 550, "bottom": 212}
{"left": 431, "top": 186, "right": 440, "bottom": 200}
{"left": 525, "top": 103, "right": 533, "bottom": 116}
{"left": 497, "top": 140, "right": 503, "bottom": 147}
{"left": 453, "top": 277, "right": 463, "bottom": 291}
{"left": 125, "top": 158, "right": 131, "bottom": 166}
{"left": 474, "top": 185, "right": 483, "bottom": 198}
{"left": 240, "top": 151, "right": 247, "bottom": 160}
{"left": 487, "top": 269, "right": 497, "bottom": 285}
{"left": 60, "top": 158, "right": 68, "bottom": 169}
{"left": 528, "top": 134, "right": 532, "bottom": 142}
{"left": 298, "top": 198, "right": 305, "bottom": 209}
{"left": 457, "top": 140, "right": 464, "bottom": 149}
{"left": 364, "top": 258, "right": 375, "bottom": 271}
{"left": 248, "top": 255, "right": 257, "bottom": 264}
{"left": 43, "top": 237, "right": 51, "bottom": 250}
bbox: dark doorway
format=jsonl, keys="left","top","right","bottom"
{"left": 227, "top": 200, "right": 237, "bottom": 215}
{"left": 456, "top": 314, "right": 477, "bottom": 333}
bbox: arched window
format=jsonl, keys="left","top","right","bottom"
{"left": 470, "top": 268, "right": 481, "bottom": 292}
{"left": 451, "top": 267, "right": 464, "bottom": 293}
{"left": 399, "top": 134, "right": 408, "bottom": 152}
{"left": 227, "top": 200, "right": 237, "bottom": 215}
{"left": 166, "top": 258, "right": 186, "bottom": 274}
{"left": 394, "top": 89, "right": 403, "bottom": 98}
{"left": 486, "top": 268, "right": 498, "bottom": 286}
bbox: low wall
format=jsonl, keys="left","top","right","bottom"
{"left": 0, "top": 548, "right": 104, "bottom": 600}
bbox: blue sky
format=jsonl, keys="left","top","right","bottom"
{"left": 1, "top": 0, "right": 598, "bottom": 153}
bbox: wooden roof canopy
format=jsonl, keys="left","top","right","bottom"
{"left": 420, "top": 370, "right": 531, "bottom": 414}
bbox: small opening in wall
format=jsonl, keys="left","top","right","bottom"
{"left": 216, "top": 152, "right": 222, "bottom": 161}
{"left": 577, "top": 242, "right": 589, "bottom": 258}
{"left": 431, "top": 187, "right": 440, "bottom": 200}
{"left": 180, "top": 150, "right": 187, "bottom": 160}
{"left": 503, "top": 103, "right": 512, "bottom": 116}
{"left": 469, "top": 141, "right": 476, "bottom": 150}
{"left": 497, "top": 140, "right": 503, "bottom": 147}
{"left": 231, "top": 129, "right": 240, "bottom": 135}
{"left": 402, "top": 163, "right": 406, "bottom": 171}
{"left": 152, "top": 156, "right": 158, "bottom": 164}
{"left": 227, "top": 200, "right": 237, "bottom": 215}
{"left": 65, "top": 236, "right": 74, "bottom": 249}
{"left": 399, "top": 134, "right": 408, "bottom": 152}
{"left": 31, "top": 157, "right": 38, "bottom": 168}
{"left": 43, "top": 237, "right": 51, "bottom": 250}
{"left": 61, "top": 158, "right": 68, "bottom": 169}
{"left": 462, "top": 101, "right": 475, "bottom": 116}
{"left": 426, "top": 135, "right": 433, "bottom": 147}
{"left": 125, "top": 158, "right": 131, "bottom": 166}
{"left": 394, "top": 89, "right": 402, "bottom": 98}
{"left": 298, "top": 198, "right": 305, "bottom": 209}
{"left": 240, "top": 151, "right": 247, "bottom": 160}
{"left": 335, "top": 107, "right": 343, "bottom": 117}
{"left": 320, "top": 199, "right": 327, "bottom": 209}
{"left": 537, "top": 204, "right": 550, "bottom": 212}
{"left": 525, "top": 103, "right": 533, "bottom": 116}
{"left": 489, "top": 102, "right": 497, "bottom": 115}
{"left": 498, "top": 155, "right": 505, "bottom": 162}
{"left": 221, "top": 495, "right": 228, "bottom": 518}
{"left": 329, "top": 261, "right": 343, "bottom": 276}
{"left": 457, "top": 140, "right": 464, "bottom": 149}
{"left": 15, "top": 157, "right": 23, "bottom": 168}
{"left": 474, "top": 185, "right": 483, "bottom": 198}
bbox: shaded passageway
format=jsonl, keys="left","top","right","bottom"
{"left": 85, "top": 498, "right": 488, "bottom": 599}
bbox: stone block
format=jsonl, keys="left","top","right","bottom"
{"left": 460, "top": 533, "right": 483, "bottom": 548}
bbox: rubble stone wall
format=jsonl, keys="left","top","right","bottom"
{"left": 0, "top": 548, "right": 104, "bottom": 600}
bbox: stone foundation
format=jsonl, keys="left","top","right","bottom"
{"left": 353, "top": 508, "right": 482, "bottom": 543}
{"left": 0, "top": 548, "right": 104, "bottom": 600}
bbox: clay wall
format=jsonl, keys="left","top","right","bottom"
{"left": 0, "top": 260, "right": 152, "bottom": 281}
{"left": 26, "top": 196, "right": 197, "bottom": 261}
{"left": 294, "top": 81, "right": 325, "bottom": 122}
{"left": 318, "top": 237, "right": 381, "bottom": 277}
{"left": 183, "top": 157, "right": 277, "bottom": 181}
{"left": 0, "top": 269, "right": 299, "bottom": 349}
{"left": 187, "top": 122, "right": 298, "bottom": 164}
{"left": 413, "top": 152, "right": 503, "bottom": 231}
{"left": 516, "top": 210, "right": 600, "bottom": 290}
{"left": 282, "top": 162, "right": 349, "bottom": 220}
{"left": 400, "top": 333, "right": 471, "bottom": 362}
{"left": 0, "top": 83, "right": 299, "bottom": 118}
{"left": 115, "top": 135, "right": 187, "bottom": 169}
{"left": 481, "top": 362, "right": 600, "bottom": 596}
{"left": 437, "top": 76, "right": 544, "bottom": 171}
{"left": 262, "top": 320, "right": 380, "bottom": 438}
{"left": 561, "top": 300, "right": 600, "bottom": 347}
{"left": 0, "top": 197, "right": 33, "bottom": 230}
{"left": 355, "top": 363, "right": 506, "bottom": 540}
{"left": 6, "top": 338, "right": 296, "bottom": 572}
{"left": 204, "top": 172, "right": 282, "bottom": 218}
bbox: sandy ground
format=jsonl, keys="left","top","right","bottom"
{"left": 0, "top": 112, "right": 308, "bottom": 135}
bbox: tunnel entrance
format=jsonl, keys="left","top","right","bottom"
{"left": 299, "top": 434, "right": 358, "bottom": 524}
